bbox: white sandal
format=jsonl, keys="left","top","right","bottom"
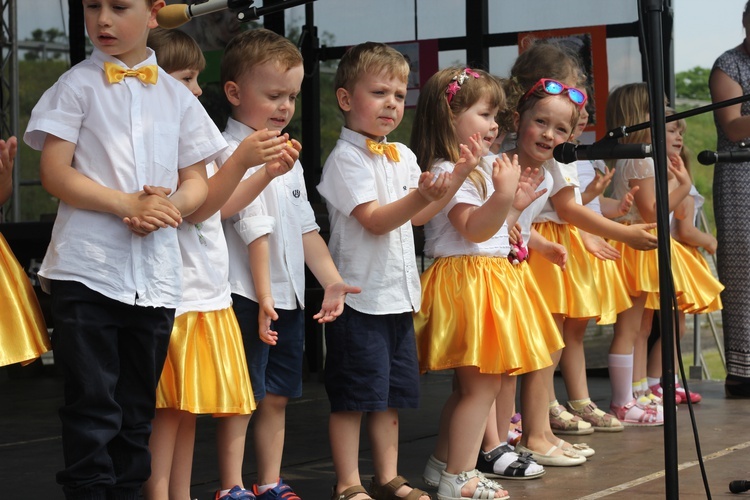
{"left": 436, "top": 469, "right": 509, "bottom": 500}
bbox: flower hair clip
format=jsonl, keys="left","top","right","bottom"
{"left": 446, "top": 68, "right": 481, "bottom": 103}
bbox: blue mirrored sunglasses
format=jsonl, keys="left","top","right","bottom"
{"left": 522, "top": 78, "right": 587, "bottom": 108}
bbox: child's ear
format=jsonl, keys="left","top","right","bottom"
{"left": 148, "top": 0, "right": 166, "bottom": 29}
{"left": 512, "top": 111, "right": 521, "bottom": 133}
{"left": 336, "top": 87, "right": 352, "bottom": 112}
{"left": 224, "top": 81, "right": 241, "bottom": 106}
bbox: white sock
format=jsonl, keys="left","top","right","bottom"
{"left": 257, "top": 483, "right": 278, "bottom": 494}
{"left": 647, "top": 376, "right": 660, "bottom": 387}
{"left": 609, "top": 352, "right": 634, "bottom": 407}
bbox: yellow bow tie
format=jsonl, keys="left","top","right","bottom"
{"left": 366, "top": 139, "right": 400, "bottom": 162}
{"left": 104, "top": 62, "right": 158, "bottom": 85}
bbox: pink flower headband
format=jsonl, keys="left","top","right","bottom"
{"left": 445, "top": 68, "right": 481, "bottom": 103}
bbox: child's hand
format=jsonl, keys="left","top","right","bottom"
{"left": 625, "top": 223, "right": 658, "bottom": 250}
{"left": 491, "top": 153, "right": 521, "bottom": 201}
{"left": 264, "top": 138, "right": 300, "bottom": 179}
{"left": 704, "top": 235, "right": 718, "bottom": 255}
{"left": 417, "top": 170, "right": 451, "bottom": 201}
{"left": 580, "top": 231, "right": 621, "bottom": 261}
{"left": 313, "top": 281, "right": 362, "bottom": 323}
{"left": 540, "top": 240, "right": 567, "bottom": 270}
{"left": 512, "top": 166, "right": 546, "bottom": 212}
{"left": 509, "top": 222, "right": 522, "bottom": 245}
{"left": 0, "top": 136, "right": 17, "bottom": 178}
{"left": 617, "top": 186, "right": 639, "bottom": 217}
{"left": 258, "top": 295, "right": 279, "bottom": 345}
{"left": 121, "top": 186, "right": 181, "bottom": 233}
{"left": 453, "top": 133, "right": 483, "bottom": 180}
{"left": 583, "top": 165, "right": 615, "bottom": 199}
{"left": 668, "top": 153, "right": 691, "bottom": 186}
{"left": 236, "top": 129, "right": 287, "bottom": 169}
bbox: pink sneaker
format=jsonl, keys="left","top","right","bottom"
{"left": 649, "top": 383, "right": 682, "bottom": 405}
{"left": 675, "top": 383, "right": 702, "bottom": 404}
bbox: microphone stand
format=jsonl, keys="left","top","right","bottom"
{"left": 234, "top": 0, "right": 314, "bottom": 23}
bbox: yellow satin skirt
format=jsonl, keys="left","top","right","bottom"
{"left": 528, "top": 222, "right": 602, "bottom": 320}
{"left": 0, "top": 233, "right": 50, "bottom": 366}
{"left": 588, "top": 253, "right": 632, "bottom": 325}
{"left": 668, "top": 242, "right": 723, "bottom": 314}
{"left": 610, "top": 229, "right": 723, "bottom": 313}
{"left": 515, "top": 261, "right": 565, "bottom": 356}
{"left": 414, "top": 255, "right": 561, "bottom": 375}
{"left": 156, "top": 308, "right": 255, "bottom": 415}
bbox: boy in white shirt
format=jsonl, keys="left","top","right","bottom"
{"left": 317, "top": 42, "right": 450, "bottom": 500}
{"left": 220, "top": 28, "right": 359, "bottom": 499}
{"left": 23, "top": 1, "right": 226, "bottom": 498}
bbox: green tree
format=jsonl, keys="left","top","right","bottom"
{"left": 675, "top": 66, "right": 711, "bottom": 101}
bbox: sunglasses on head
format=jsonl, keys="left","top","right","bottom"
{"left": 521, "top": 78, "right": 587, "bottom": 108}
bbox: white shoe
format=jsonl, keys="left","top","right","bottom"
{"left": 437, "top": 470, "right": 508, "bottom": 500}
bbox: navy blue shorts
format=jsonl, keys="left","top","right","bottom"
{"left": 232, "top": 294, "right": 305, "bottom": 401}
{"left": 324, "top": 305, "right": 420, "bottom": 412}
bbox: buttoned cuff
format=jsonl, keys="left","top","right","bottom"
{"left": 234, "top": 216, "right": 275, "bottom": 246}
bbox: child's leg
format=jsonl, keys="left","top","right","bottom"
{"left": 330, "top": 411, "right": 366, "bottom": 495}
{"left": 142, "top": 408, "right": 182, "bottom": 500}
{"left": 216, "top": 414, "right": 252, "bottom": 490}
{"left": 253, "top": 393, "right": 290, "bottom": 485}
{"left": 433, "top": 388, "right": 459, "bottom": 462}
{"left": 169, "top": 411, "right": 197, "bottom": 500}
{"left": 520, "top": 365, "right": 568, "bottom": 457}
{"left": 559, "top": 318, "right": 591, "bottom": 401}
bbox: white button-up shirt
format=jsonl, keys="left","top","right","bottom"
{"left": 317, "top": 127, "right": 422, "bottom": 314}
{"left": 221, "top": 118, "right": 319, "bottom": 310}
{"left": 24, "top": 48, "right": 227, "bottom": 308}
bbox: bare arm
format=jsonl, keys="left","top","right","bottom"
{"left": 552, "top": 186, "right": 657, "bottom": 250}
{"left": 173, "top": 163, "right": 209, "bottom": 221}
{"left": 446, "top": 154, "right": 520, "bottom": 243}
{"left": 248, "top": 235, "right": 279, "bottom": 345}
{"left": 40, "top": 134, "right": 181, "bottom": 227}
{"left": 302, "top": 231, "right": 361, "bottom": 323}
{"left": 672, "top": 196, "right": 718, "bottom": 253}
{"left": 710, "top": 66, "right": 750, "bottom": 142}
{"left": 190, "top": 131, "right": 291, "bottom": 223}
{"left": 628, "top": 155, "right": 691, "bottom": 224}
{"left": 353, "top": 170, "right": 449, "bottom": 235}
{"left": 0, "top": 136, "right": 17, "bottom": 205}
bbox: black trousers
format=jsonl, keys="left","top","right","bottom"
{"left": 50, "top": 280, "right": 174, "bottom": 500}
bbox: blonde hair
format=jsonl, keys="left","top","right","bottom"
{"left": 148, "top": 27, "right": 205, "bottom": 74}
{"left": 498, "top": 39, "right": 586, "bottom": 132}
{"left": 334, "top": 42, "right": 410, "bottom": 99}
{"left": 220, "top": 28, "right": 302, "bottom": 88}
{"left": 605, "top": 83, "right": 652, "bottom": 145}
{"left": 411, "top": 66, "right": 505, "bottom": 199}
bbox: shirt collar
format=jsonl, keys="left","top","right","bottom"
{"left": 91, "top": 47, "right": 158, "bottom": 73}
{"left": 225, "top": 118, "right": 257, "bottom": 143}
{"left": 339, "top": 127, "right": 393, "bottom": 152}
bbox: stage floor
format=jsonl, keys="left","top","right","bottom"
{"left": 1, "top": 363, "right": 747, "bottom": 499}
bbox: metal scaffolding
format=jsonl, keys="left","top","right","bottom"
{"left": 0, "top": 0, "right": 18, "bottom": 221}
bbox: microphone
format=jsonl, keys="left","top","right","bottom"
{"left": 697, "top": 149, "right": 750, "bottom": 165}
{"left": 553, "top": 141, "right": 652, "bottom": 163}
{"left": 157, "top": 0, "right": 254, "bottom": 29}
{"left": 730, "top": 480, "right": 750, "bottom": 494}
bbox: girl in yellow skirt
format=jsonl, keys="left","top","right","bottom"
{"left": 557, "top": 87, "right": 633, "bottom": 433}
{"left": 0, "top": 136, "right": 50, "bottom": 367}
{"left": 502, "top": 78, "right": 657, "bottom": 463}
{"left": 647, "top": 116, "right": 723, "bottom": 404}
{"left": 141, "top": 29, "right": 294, "bottom": 500}
{"left": 606, "top": 83, "right": 722, "bottom": 425}
{"left": 412, "top": 67, "right": 553, "bottom": 499}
